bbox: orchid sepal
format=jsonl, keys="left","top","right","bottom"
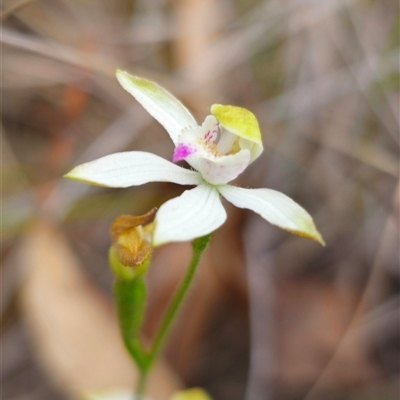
{"left": 218, "top": 185, "right": 325, "bottom": 246}
{"left": 152, "top": 184, "right": 226, "bottom": 246}
{"left": 64, "top": 151, "right": 202, "bottom": 188}
{"left": 116, "top": 69, "right": 197, "bottom": 145}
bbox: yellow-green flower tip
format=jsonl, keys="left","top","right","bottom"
{"left": 63, "top": 168, "right": 108, "bottom": 187}
{"left": 116, "top": 69, "right": 161, "bottom": 99}
{"left": 64, "top": 167, "right": 78, "bottom": 180}
{"left": 170, "top": 387, "right": 212, "bottom": 400}
{"left": 211, "top": 104, "right": 263, "bottom": 162}
{"left": 115, "top": 69, "right": 197, "bottom": 145}
{"left": 211, "top": 104, "right": 262, "bottom": 144}
{"left": 288, "top": 224, "right": 326, "bottom": 246}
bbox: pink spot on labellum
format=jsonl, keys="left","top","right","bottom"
{"left": 173, "top": 144, "right": 196, "bottom": 162}
{"left": 204, "top": 126, "right": 218, "bottom": 143}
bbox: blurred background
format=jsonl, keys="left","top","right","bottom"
{"left": 2, "top": 0, "right": 399, "bottom": 399}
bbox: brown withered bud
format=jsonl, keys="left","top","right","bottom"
{"left": 110, "top": 208, "right": 157, "bottom": 267}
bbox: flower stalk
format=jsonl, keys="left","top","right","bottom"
{"left": 147, "top": 234, "right": 212, "bottom": 367}
{"left": 110, "top": 219, "right": 212, "bottom": 398}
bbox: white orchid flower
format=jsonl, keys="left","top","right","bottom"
{"left": 66, "top": 70, "right": 324, "bottom": 247}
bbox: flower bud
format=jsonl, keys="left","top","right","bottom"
{"left": 109, "top": 208, "right": 157, "bottom": 279}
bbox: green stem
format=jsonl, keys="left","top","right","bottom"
{"left": 135, "top": 369, "right": 148, "bottom": 400}
{"left": 147, "top": 234, "right": 212, "bottom": 366}
{"left": 119, "top": 234, "right": 212, "bottom": 399}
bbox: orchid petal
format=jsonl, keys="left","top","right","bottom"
{"left": 65, "top": 151, "right": 202, "bottom": 187}
{"left": 116, "top": 70, "right": 197, "bottom": 145}
{"left": 211, "top": 104, "right": 263, "bottom": 162}
{"left": 153, "top": 184, "right": 226, "bottom": 246}
{"left": 190, "top": 149, "right": 251, "bottom": 185}
{"left": 219, "top": 185, "right": 325, "bottom": 245}
{"left": 172, "top": 116, "right": 218, "bottom": 163}
{"left": 217, "top": 130, "right": 237, "bottom": 154}
{"left": 172, "top": 113, "right": 252, "bottom": 184}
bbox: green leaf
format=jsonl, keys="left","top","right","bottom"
{"left": 114, "top": 277, "right": 149, "bottom": 368}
